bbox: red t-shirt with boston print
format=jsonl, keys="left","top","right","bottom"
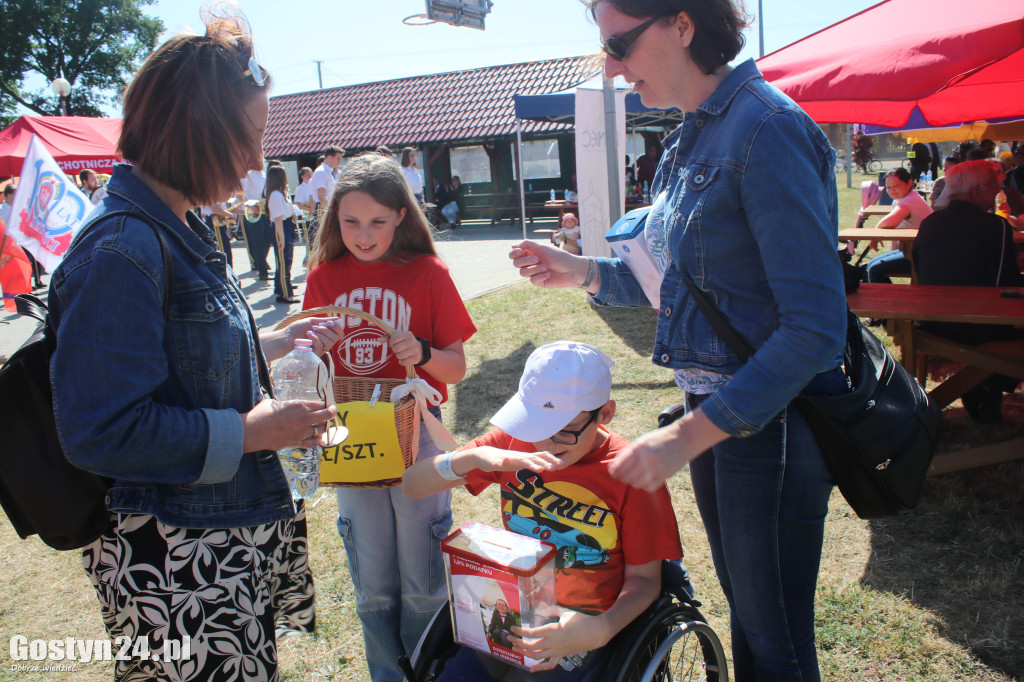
{"left": 302, "top": 252, "right": 476, "bottom": 403}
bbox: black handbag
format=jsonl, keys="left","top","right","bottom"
{"left": 680, "top": 276, "right": 942, "bottom": 520}
{"left": 0, "top": 212, "right": 173, "bottom": 550}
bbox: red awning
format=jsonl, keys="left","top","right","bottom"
{"left": 0, "top": 116, "right": 122, "bottom": 177}
{"left": 757, "top": 0, "right": 1024, "bottom": 127}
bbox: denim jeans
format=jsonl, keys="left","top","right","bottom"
{"left": 335, "top": 408, "right": 453, "bottom": 682}
{"left": 435, "top": 643, "right": 607, "bottom": 681}
{"left": 687, "top": 393, "right": 833, "bottom": 682}
{"left": 866, "top": 249, "right": 911, "bottom": 283}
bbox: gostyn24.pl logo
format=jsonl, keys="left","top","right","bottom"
{"left": 8, "top": 635, "right": 191, "bottom": 664}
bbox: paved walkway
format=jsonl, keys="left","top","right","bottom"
{"left": 0, "top": 219, "right": 557, "bottom": 361}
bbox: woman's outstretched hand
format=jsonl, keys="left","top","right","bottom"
{"left": 509, "top": 240, "right": 592, "bottom": 290}
{"left": 609, "top": 407, "right": 730, "bottom": 491}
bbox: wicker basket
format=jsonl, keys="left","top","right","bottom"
{"left": 275, "top": 305, "right": 420, "bottom": 488}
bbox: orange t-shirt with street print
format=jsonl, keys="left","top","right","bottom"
{"left": 463, "top": 426, "right": 683, "bottom": 613}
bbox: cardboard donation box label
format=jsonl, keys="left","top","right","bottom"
{"left": 442, "top": 522, "right": 558, "bottom": 669}
{"left": 320, "top": 401, "right": 404, "bottom": 483}
{"left": 604, "top": 193, "right": 669, "bottom": 309}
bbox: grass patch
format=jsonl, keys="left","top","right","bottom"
{"left": 0, "top": 173, "right": 1020, "bottom": 681}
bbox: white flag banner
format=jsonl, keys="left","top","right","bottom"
{"left": 7, "top": 134, "right": 91, "bottom": 272}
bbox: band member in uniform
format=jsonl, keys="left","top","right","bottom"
{"left": 240, "top": 166, "right": 270, "bottom": 279}
{"left": 201, "top": 201, "right": 235, "bottom": 269}
{"left": 308, "top": 145, "right": 344, "bottom": 251}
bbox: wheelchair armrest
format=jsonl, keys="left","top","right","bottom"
{"left": 662, "top": 559, "right": 698, "bottom": 606}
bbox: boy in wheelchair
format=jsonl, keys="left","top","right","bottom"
{"left": 403, "top": 341, "right": 684, "bottom": 680}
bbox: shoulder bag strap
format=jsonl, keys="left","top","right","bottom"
{"left": 65, "top": 210, "right": 174, "bottom": 315}
{"left": 680, "top": 274, "right": 756, "bottom": 362}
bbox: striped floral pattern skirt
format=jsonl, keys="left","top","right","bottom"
{"left": 82, "top": 502, "right": 314, "bottom": 681}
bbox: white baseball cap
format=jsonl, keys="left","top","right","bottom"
{"left": 490, "top": 341, "right": 614, "bottom": 442}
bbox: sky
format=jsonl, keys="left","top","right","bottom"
{"left": 136, "top": 0, "right": 882, "bottom": 99}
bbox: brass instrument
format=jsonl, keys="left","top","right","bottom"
{"left": 243, "top": 198, "right": 266, "bottom": 222}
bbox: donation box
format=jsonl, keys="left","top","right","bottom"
{"left": 441, "top": 522, "right": 558, "bottom": 669}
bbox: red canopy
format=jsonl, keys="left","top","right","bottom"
{"left": 757, "top": 0, "right": 1024, "bottom": 127}
{"left": 0, "top": 116, "right": 122, "bottom": 177}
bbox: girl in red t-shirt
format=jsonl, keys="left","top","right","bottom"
{"left": 302, "top": 153, "right": 476, "bottom": 682}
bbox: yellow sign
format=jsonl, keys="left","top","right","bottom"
{"left": 321, "top": 401, "right": 405, "bottom": 483}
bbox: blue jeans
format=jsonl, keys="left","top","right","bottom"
{"left": 435, "top": 643, "right": 607, "bottom": 681}
{"left": 865, "top": 249, "right": 911, "bottom": 283}
{"left": 687, "top": 394, "right": 833, "bottom": 682}
{"left": 335, "top": 408, "right": 453, "bottom": 682}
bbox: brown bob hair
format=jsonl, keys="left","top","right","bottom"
{"left": 308, "top": 153, "right": 437, "bottom": 270}
{"left": 118, "top": 6, "right": 270, "bottom": 205}
{"left": 586, "top": 0, "right": 750, "bottom": 75}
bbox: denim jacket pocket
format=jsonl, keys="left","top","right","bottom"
{"left": 170, "top": 286, "right": 241, "bottom": 383}
{"left": 681, "top": 163, "right": 718, "bottom": 193}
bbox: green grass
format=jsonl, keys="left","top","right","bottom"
{"left": 0, "top": 172, "right": 1020, "bottom": 681}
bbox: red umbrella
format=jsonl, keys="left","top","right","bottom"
{"left": 757, "top": 0, "right": 1024, "bottom": 127}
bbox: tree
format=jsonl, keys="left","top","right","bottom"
{"left": 0, "top": 0, "right": 163, "bottom": 126}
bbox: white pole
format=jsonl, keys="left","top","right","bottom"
{"left": 516, "top": 116, "right": 527, "bottom": 241}
{"left": 603, "top": 77, "right": 622, "bottom": 227}
{"left": 758, "top": 0, "right": 765, "bottom": 58}
{"left": 846, "top": 123, "right": 853, "bottom": 189}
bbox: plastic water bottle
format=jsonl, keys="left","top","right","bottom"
{"left": 642, "top": 181, "right": 650, "bottom": 204}
{"left": 549, "top": 188, "right": 556, "bottom": 201}
{"left": 272, "top": 338, "right": 328, "bottom": 499}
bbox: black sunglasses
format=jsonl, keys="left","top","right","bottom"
{"left": 601, "top": 15, "right": 662, "bottom": 62}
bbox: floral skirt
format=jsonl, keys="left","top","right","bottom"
{"left": 82, "top": 503, "right": 314, "bottom": 682}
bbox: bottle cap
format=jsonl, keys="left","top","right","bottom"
{"left": 295, "top": 338, "right": 313, "bottom": 348}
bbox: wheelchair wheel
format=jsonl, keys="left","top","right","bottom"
{"left": 613, "top": 602, "right": 728, "bottom": 682}
{"left": 637, "top": 620, "right": 727, "bottom": 682}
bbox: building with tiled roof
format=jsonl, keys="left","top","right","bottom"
{"left": 265, "top": 55, "right": 606, "bottom": 220}
{"left": 265, "top": 54, "right": 603, "bottom": 156}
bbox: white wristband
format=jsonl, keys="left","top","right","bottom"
{"left": 435, "top": 451, "right": 461, "bottom": 481}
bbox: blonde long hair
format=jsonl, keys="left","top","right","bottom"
{"left": 308, "top": 153, "right": 437, "bottom": 270}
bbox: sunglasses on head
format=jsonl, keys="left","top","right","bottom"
{"left": 601, "top": 15, "right": 662, "bottom": 62}
{"left": 242, "top": 55, "right": 266, "bottom": 87}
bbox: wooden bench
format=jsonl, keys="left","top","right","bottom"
{"left": 848, "top": 284, "right": 1024, "bottom": 475}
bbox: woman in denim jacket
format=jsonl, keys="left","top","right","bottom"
{"left": 48, "top": 10, "right": 337, "bottom": 681}
{"left": 511, "top": 1, "right": 847, "bottom": 679}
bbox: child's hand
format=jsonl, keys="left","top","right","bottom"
{"left": 306, "top": 318, "right": 343, "bottom": 356}
{"left": 510, "top": 611, "right": 611, "bottom": 673}
{"left": 468, "top": 446, "right": 562, "bottom": 473}
{"left": 389, "top": 330, "right": 424, "bottom": 366}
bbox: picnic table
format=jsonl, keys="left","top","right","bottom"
{"left": 543, "top": 199, "right": 652, "bottom": 220}
{"left": 847, "top": 283, "right": 1024, "bottom": 474}
{"left": 838, "top": 227, "right": 1024, "bottom": 284}
{"left": 462, "top": 191, "right": 560, "bottom": 224}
